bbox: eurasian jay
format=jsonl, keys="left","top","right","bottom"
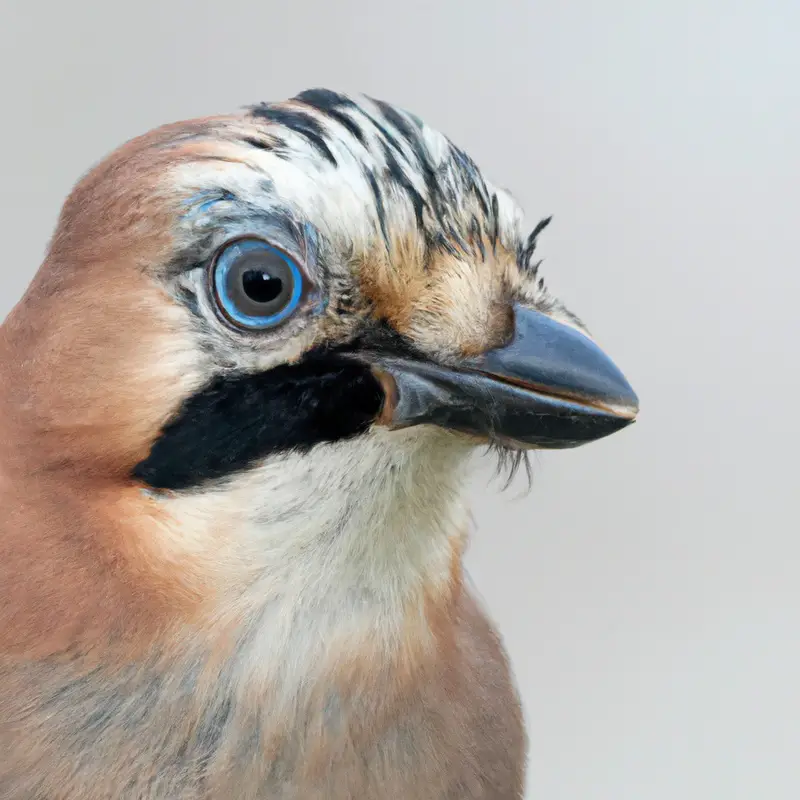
{"left": 0, "top": 89, "right": 638, "bottom": 799}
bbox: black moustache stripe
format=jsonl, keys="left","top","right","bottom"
{"left": 132, "top": 355, "right": 384, "bottom": 491}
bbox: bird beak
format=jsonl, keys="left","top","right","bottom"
{"left": 362, "top": 304, "right": 639, "bottom": 449}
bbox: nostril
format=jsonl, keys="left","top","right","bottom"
{"left": 452, "top": 302, "right": 516, "bottom": 359}
{"left": 497, "top": 302, "right": 517, "bottom": 348}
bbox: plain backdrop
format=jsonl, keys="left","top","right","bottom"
{"left": 1, "top": 1, "right": 798, "bottom": 797}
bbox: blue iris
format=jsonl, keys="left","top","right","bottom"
{"left": 212, "top": 238, "right": 304, "bottom": 329}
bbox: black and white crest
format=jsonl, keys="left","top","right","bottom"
{"left": 240, "top": 88, "right": 551, "bottom": 279}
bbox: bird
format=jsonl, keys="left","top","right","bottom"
{"left": 0, "top": 88, "right": 638, "bottom": 799}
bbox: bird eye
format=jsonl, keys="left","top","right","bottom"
{"left": 210, "top": 238, "right": 304, "bottom": 329}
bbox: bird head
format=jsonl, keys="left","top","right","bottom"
{"left": 0, "top": 89, "right": 637, "bottom": 638}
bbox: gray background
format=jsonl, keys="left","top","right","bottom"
{"left": 1, "top": 1, "right": 798, "bottom": 797}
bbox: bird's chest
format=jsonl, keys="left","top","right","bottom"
{"left": 2, "top": 595, "right": 523, "bottom": 799}
{"left": 7, "top": 659, "right": 464, "bottom": 799}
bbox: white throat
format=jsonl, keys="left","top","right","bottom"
{"left": 155, "top": 428, "right": 476, "bottom": 662}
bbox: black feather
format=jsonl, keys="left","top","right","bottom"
{"left": 133, "top": 355, "right": 383, "bottom": 491}
{"left": 519, "top": 216, "right": 553, "bottom": 276}
{"left": 249, "top": 104, "right": 338, "bottom": 166}
{"left": 294, "top": 89, "right": 368, "bottom": 146}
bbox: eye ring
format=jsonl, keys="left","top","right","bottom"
{"left": 208, "top": 237, "right": 306, "bottom": 330}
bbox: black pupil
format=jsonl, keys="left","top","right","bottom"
{"left": 241, "top": 269, "right": 282, "bottom": 304}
